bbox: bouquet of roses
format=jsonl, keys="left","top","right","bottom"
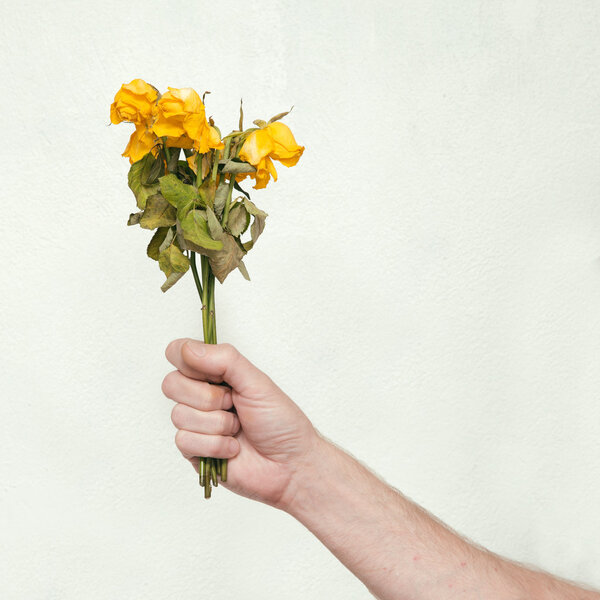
{"left": 111, "top": 78, "right": 304, "bottom": 498}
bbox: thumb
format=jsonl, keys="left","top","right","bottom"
{"left": 167, "top": 339, "right": 276, "bottom": 398}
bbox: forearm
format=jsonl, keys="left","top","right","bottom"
{"left": 282, "top": 435, "right": 600, "bottom": 600}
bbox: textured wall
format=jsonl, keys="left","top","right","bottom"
{"left": 1, "top": 0, "right": 600, "bottom": 597}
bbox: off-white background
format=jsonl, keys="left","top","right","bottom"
{"left": 1, "top": 0, "right": 599, "bottom": 597}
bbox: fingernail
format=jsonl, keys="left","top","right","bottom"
{"left": 186, "top": 340, "right": 206, "bottom": 358}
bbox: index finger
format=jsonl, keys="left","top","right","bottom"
{"left": 164, "top": 338, "right": 273, "bottom": 397}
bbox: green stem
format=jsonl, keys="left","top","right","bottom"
{"left": 162, "top": 138, "right": 171, "bottom": 166}
{"left": 223, "top": 138, "right": 232, "bottom": 160}
{"left": 189, "top": 252, "right": 203, "bottom": 302}
{"left": 211, "top": 149, "right": 221, "bottom": 183}
{"left": 196, "top": 153, "right": 203, "bottom": 187}
{"left": 208, "top": 269, "right": 216, "bottom": 344}
{"left": 199, "top": 457, "right": 205, "bottom": 487}
{"left": 201, "top": 255, "right": 210, "bottom": 343}
{"left": 221, "top": 175, "right": 236, "bottom": 230}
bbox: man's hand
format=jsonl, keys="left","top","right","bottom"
{"left": 162, "top": 338, "right": 321, "bottom": 508}
{"left": 163, "top": 338, "right": 600, "bottom": 600}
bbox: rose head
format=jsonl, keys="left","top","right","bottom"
{"left": 152, "top": 87, "right": 223, "bottom": 154}
{"left": 110, "top": 79, "right": 158, "bottom": 126}
{"left": 238, "top": 122, "right": 304, "bottom": 189}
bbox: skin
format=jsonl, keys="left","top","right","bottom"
{"left": 163, "top": 338, "right": 600, "bottom": 600}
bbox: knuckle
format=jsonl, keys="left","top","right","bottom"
{"left": 170, "top": 403, "right": 186, "bottom": 428}
{"left": 212, "top": 435, "right": 232, "bottom": 457}
{"left": 174, "top": 429, "right": 188, "bottom": 451}
{"left": 161, "top": 371, "right": 179, "bottom": 399}
{"left": 218, "top": 411, "right": 230, "bottom": 433}
{"left": 230, "top": 414, "right": 240, "bottom": 434}
{"left": 209, "top": 385, "right": 224, "bottom": 409}
{"left": 220, "top": 342, "right": 239, "bottom": 363}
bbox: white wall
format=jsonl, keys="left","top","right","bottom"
{"left": 1, "top": 0, "right": 600, "bottom": 597}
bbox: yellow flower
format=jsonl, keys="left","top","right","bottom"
{"left": 238, "top": 122, "right": 304, "bottom": 189}
{"left": 122, "top": 125, "right": 158, "bottom": 164}
{"left": 152, "top": 87, "right": 223, "bottom": 153}
{"left": 110, "top": 79, "right": 158, "bottom": 125}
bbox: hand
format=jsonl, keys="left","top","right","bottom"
{"left": 162, "top": 338, "right": 322, "bottom": 509}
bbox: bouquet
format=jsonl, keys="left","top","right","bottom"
{"left": 111, "top": 79, "right": 304, "bottom": 498}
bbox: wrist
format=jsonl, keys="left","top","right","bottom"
{"left": 276, "top": 430, "right": 336, "bottom": 515}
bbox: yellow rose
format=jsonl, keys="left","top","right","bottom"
{"left": 238, "top": 122, "right": 304, "bottom": 189}
{"left": 110, "top": 79, "right": 158, "bottom": 125}
{"left": 152, "top": 87, "right": 223, "bottom": 153}
{"left": 122, "top": 125, "right": 158, "bottom": 164}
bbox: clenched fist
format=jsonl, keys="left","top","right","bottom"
{"left": 162, "top": 338, "right": 323, "bottom": 509}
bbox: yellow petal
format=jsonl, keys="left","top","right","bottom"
{"left": 111, "top": 79, "right": 158, "bottom": 125}
{"left": 183, "top": 112, "right": 205, "bottom": 142}
{"left": 152, "top": 114, "right": 186, "bottom": 138}
{"left": 166, "top": 134, "right": 195, "bottom": 149}
{"left": 252, "top": 156, "right": 278, "bottom": 189}
{"left": 122, "top": 125, "right": 157, "bottom": 164}
{"left": 239, "top": 129, "right": 274, "bottom": 166}
{"left": 266, "top": 122, "right": 304, "bottom": 164}
{"left": 123, "top": 78, "right": 158, "bottom": 103}
{"left": 110, "top": 102, "right": 122, "bottom": 124}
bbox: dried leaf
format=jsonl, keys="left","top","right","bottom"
{"left": 206, "top": 206, "right": 224, "bottom": 239}
{"left": 179, "top": 210, "right": 223, "bottom": 251}
{"left": 147, "top": 227, "right": 170, "bottom": 260}
{"left": 241, "top": 198, "right": 268, "bottom": 251}
{"left": 268, "top": 106, "right": 293, "bottom": 124}
{"left": 253, "top": 119, "right": 267, "bottom": 128}
{"left": 139, "top": 194, "right": 177, "bottom": 230}
{"left": 214, "top": 181, "right": 229, "bottom": 217}
{"left": 226, "top": 203, "right": 250, "bottom": 237}
{"left": 237, "top": 259, "right": 251, "bottom": 281}
{"left": 198, "top": 177, "right": 217, "bottom": 208}
{"left": 205, "top": 233, "right": 245, "bottom": 284}
{"left": 219, "top": 159, "right": 256, "bottom": 174}
{"left": 161, "top": 271, "right": 186, "bottom": 293}
{"left": 127, "top": 212, "right": 142, "bottom": 226}
{"left": 167, "top": 146, "right": 180, "bottom": 173}
{"left": 159, "top": 173, "right": 200, "bottom": 219}
{"left": 158, "top": 243, "right": 189, "bottom": 278}
{"left": 128, "top": 153, "right": 160, "bottom": 210}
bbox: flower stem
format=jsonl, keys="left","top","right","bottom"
{"left": 221, "top": 175, "right": 236, "bottom": 230}
{"left": 189, "top": 252, "right": 203, "bottom": 302}
{"left": 211, "top": 149, "right": 220, "bottom": 183}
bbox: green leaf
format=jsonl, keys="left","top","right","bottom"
{"left": 268, "top": 106, "right": 293, "bottom": 124}
{"left": 213, "top": 181, "right": 229, "bottom": 218}
{"left": 241, "top": 198, "right": 268, "bottom": 251}
{"left": 161, "top": 271, "right": 186, "bottom": 293}
{"left": 127, "top": 212, "right": 142, "bottom": 226}
{"left": 253, "top": 119, "right": 267, "bottom": 128}
{"left": 237, "top": 259, "right": 251, "bottom": 281}
{"left": 158, "top": 243, "right": 189, "bottom": 278}
{"left": 147, "top": 227, "right": 170, "bottom": 261}
{"left": 128, "top": 153, "right": 161, "bottom": 210}
{"left": 226, "top": 203, "right": 250, "bottom": 237}
{"left": 219, "top": 159, "right": 256, "bottom": 175}
{"left": 179, "top": 210, "right": 223, "bottom": 251}
{"left": 159, "top": 173, "right": 200, "bottom": 219}
{"left": 139, "top": 194, "right": 177, "bottom": 230}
